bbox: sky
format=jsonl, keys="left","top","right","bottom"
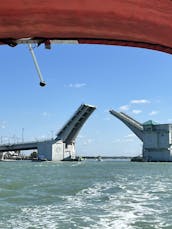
{"left": 0, "top": 43, "right": 172, "bottom": 156}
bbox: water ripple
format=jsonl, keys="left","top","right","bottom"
{"left": 1, "top": 161, "right": 172, "bottom": 228}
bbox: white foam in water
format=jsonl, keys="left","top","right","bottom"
{"left": 64, "top": 181, "right": 141, "bottom": 228}
{"left": 2, "top": 162, "right": 172, "bottom": 229}
{"left": 6, "top": 179, "right": 168, "bottom": 229}
{"left": 7, "top": 205, "right": 72, "bottom": 229}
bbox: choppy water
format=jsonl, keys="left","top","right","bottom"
{"left": 0, "top": 160, "right": 172, "bottom": 229}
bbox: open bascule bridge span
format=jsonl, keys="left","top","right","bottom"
{"left": 0, "top": 104, "right": 96, "bottom": 161}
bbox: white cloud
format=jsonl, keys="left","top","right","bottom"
{"left": 65, "top": 83, "right": 87, "bottom": 88}
{"left": 125, "top": 134, "right": 135, "bottom": 138}
{"left": 83, "top": 138, "right": 94, "bottom": 145}
{"left": 113, "top": 134, "right": 136, "bottom": 144}
{"left": 42, "top": 112, "right": 49, "bottom": 117}
{"left": 125, "top": 138, "right": 134, "bottom": 142}
{"left": 119, "top": 105, "right": 130, "bottom": 111}
{"left": 104, "top": 116, "right": 111, "bottom": 121}
{"left": 0, "top": 121, "right": 6, "bottom": 129}
{"left": 112, "top": 138, "right": 121, "bottom": 143}
{"left": 149, "top": 111, "right": 159, "bottom": 116}
{"left": 38, "top": 135, "right": 48, "bottom": 140}
{"left": 118, "top": 99, "right": 150, "bottom": 113}
{"left": 124, "top": 134, "right": 136, "bottom": 142}
{"left": 132, "top": 109, "right": 142, "bottom": 114}
{"left": 77, "top": 135, "right": 85, "bottom": 139}
{"left": 130, "top": 99, "right": 150, "bottom": 104}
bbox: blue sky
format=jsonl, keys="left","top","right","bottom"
{"left": 0, "top": 44, "right": 172, "bottom": 156}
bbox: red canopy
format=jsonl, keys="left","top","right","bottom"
{"left": 1, "top": 0, "right": 172, "bottom": 53}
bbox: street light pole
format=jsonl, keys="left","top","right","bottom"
{"left": 22, "top": 128, "right": 24, "bottom": 143}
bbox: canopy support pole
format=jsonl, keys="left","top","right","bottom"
{"left": 28, "top": 44, "right": 46, "bottom": 87}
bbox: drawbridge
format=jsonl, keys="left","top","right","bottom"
{"left": 0, "top": 104, "right": 96, "bottom": 161}
{"left": 109, "top": 110, "right": 144, "bottom": 141}
{"left": 110, "top": 109, "right": 172, "bottom": 162}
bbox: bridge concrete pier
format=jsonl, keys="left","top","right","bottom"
{"left": 37, "top": 140, "right": 75, "bottom": 161}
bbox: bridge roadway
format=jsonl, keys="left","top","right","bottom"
{"left": 0, "top": 139, "right": 52, "bottom": 152}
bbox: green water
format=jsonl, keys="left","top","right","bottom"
{"left": 0, "top": 160, "right": 172, "bottom": 229}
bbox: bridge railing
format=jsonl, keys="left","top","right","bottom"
{"left": 0, "top": 138, "right": 54, "bottom": 147}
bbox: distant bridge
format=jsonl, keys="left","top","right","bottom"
{"left": 83, "top": 156, "right": 132, "bottom": 160}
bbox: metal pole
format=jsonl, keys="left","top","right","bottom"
{"left": 28, "top": 44, "right": 46, "bottom": 87}
{"left": 22, "top": 128, "right": 24, "bottom": 143}
{"left": 51, "top": 130, "right": 54, "bottom": 140}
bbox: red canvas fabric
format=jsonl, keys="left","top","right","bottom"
{"left": 0, "top": 0, "right": 172, "bottom": 54}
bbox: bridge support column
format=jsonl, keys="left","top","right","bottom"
{"left": 37, "top": 140, "right": 76, "bottom": 161}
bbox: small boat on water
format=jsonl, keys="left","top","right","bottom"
{"left": 131, "top": 156, "right": 145, "bottom": 162}
{"left": 0, "top": 151, "right": 22, "bottom": 162}
{"left": 96, "top": 156, "right": 103, "bottom": 161}
{"left": 62, "top": 155, "right": 84, "bottom": 162}
{"left": 32, "top": 155, "right": 47, "bottom": 162}
{"left": 32, "top": 158, "right": 47, "bottom": 162}
{"left": 0, "top": 159, "right": 18, "bottom": 162}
